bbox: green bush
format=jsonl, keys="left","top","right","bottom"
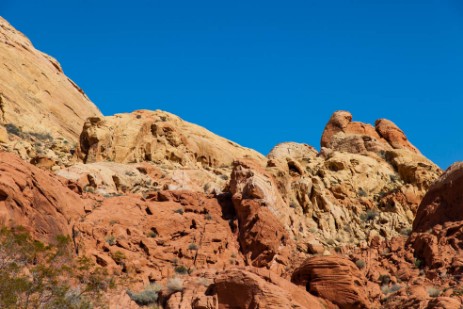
{"left": 174, "top": 265, "right": 189, "bottom": 275}
{"left": 188, "top": 243, "right": 199, "bottom": 251}
{"left": 4, "top": 123, "right": 21, "bottom": 136}
{"left": 381, "top": 284, "right": 401, "bottom": 294}
{"left": 174, "top": 208, "right": 184, "bottom": 215}
{"left": 105, "top": 235, "right": 116, "bottom": 245}
{"left": 355, "top": 259, "right": 366, "bottom": 269}
{"left": 0, "top": 226, "right": 109, "bottom": 308}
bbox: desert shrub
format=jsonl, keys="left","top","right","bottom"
{"left": 127, "top": 283, "right": 162, "bottom": 306}
{"left": 105, "top": 235, "right": 116, "bottom": 246}
{"left": 357, "top": 188, "right": 368, "bottom": 197}
{"left": 427, "top": 287, "right": 441, "bottom": 297}
{"left": 188, "top": 243, "right": 199, "bottom": 251}
{"left": 29, "top": 131, "right": 53, "bottom": 141}
{"left": 378, "top": 274, "right": 391, "bottom": 285}
{"left": 389, "top": 174, "right": 400, "bottom": 182}
{"left": 381, "top": 284, "right": 401, "bottom": 294}
{"left": 414, "top": 258, "right": 423, "bottom": 269}
{"left": 196, "top": 277, "right": 210, "bottom": 287}
{"left": 147, "top": 230, "right": 157, "bottom": 238}
{"left": 167, "top": 278, "right": 184, "bottom": 293}
{"left": 400, "top": 228, "right": 412, "bottom": 236}
{"left": 174, "top": 208, "right": 184, "bottom": 215}
{"left": 0, "top": 226, "right": 109, "bottom": 308}
{"left": 4, "top": 123, "right": 21, "bottom": 136}
{"left": 83, "top": 185, "right": 95, "bottom": 193}
{"left": 112, "top": 251, "right": 126, "bottom": 264}
{"left": 174, "top": 265, "right": 188, "bottom": 275}
{"left": 355, "top": 259, "right": 366, "bottom": 269}
{"left": 361, "top": 209, "right": 378, "bottom": 221}
{"left": 204, "top": 213, "right": 212, "bottom": 220}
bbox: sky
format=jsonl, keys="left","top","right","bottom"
{"left": 2, "top": 0, "right": 463, "bottom": 169}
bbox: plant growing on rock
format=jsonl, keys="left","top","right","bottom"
{"left": 105, "top": 235, "right": 116, "bottom": 246}
{"left": 127, "top": 283, "right": 162, "bottom": 306}
{"left": 427, "top": 287, "right": 441, "bottom": 297}
{"left": 381, "top": 284, "right": 401, "bottom": 294}
{"left": 167, "top": 277, "right": 184, "bottom": 293}
{"left": 355, "top": 259, "right": 366, "bottom": 269}
{"left": 174, "top": 265, "right": 189, "bottom": 275}
{"left": 188, "top": 243, "right": 199, "bottom": 251}
{"left": 0, "top": 226, "right": 109, "bottom": 308}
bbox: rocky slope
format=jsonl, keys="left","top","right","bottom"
{"left": 0, "top": 17, "right": 101, "bottom": 165}
{"left": 1, "top": 16, "right": 462, "bottom": 309}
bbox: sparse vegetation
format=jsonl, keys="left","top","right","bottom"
{"left": 379, "top": 274, "right": 391, "bottom": 285}
{"left": 166, "top": 277, "right": 184, "bottom": 293}
{"left": 174, "top": 265, "right": 189, "bottom": 275}
{"left": 427, "top": 287, "right": 441, "bottom": 297}
{"left": 414, "top": 258, "right": 423, "bottom": 269}
{"left": 400, "top": 228, "right": 412, "bottom": 236}
{"left": 204, "top": 213, "right": 212, "bottom": 220}
{"left": 147, "top": 230, "right": 157, "bottom": 238}
{"left": 188, "top": 243, "right": 199, "bottom": 251}
{"left": 174, "top": 208, "right": 184, "bottom": 215}
{"left": 0, "top": 226, "right": 110, "bottom": 308}
{"left": 355, "top": 259, "right": 366, "bottom": 269}
{"left": 381, "top": 284, "right": 401, "bottom": 294}
{"left": 105, "top": 235, "right": 116, "bottom": 246}
{"left": 112, "top": 250, "right": 126, "bottom": 264}
{"left": 361, "top": 209, "right": 379, "bottom": 221}
{"left": 357, "top": 188, "right": 368, "bottom": 197}
{"left": 127, "top": 283, "right": 162, "bottom": 306}
{"left": 5, "top": 123, "right": 21, "bottom": 136}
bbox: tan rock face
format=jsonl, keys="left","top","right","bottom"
{"left": 0, "top": 17, "right": 101, "bottom": 142}
{"left": 229, "top": 160, "right": 295, "bottom": 271}
{"left": 76, "top": 110, "right": 265, "bottom": 196}
{"left": 78, "top": 110, "right": 264, "bottom": 167}
{"left": 263, "top": 111, "right": 441, "bottom": 249}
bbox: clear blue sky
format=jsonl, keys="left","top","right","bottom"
{"left": 2, "top": 0, "right": 462, "bottom": 169}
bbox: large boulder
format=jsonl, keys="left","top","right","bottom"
{"left": 410, "top": 162, "right": 463, "bottom": 271}
{"left": 208, "top": 267, "right": 333, "bottom": 309}
{"left": 291, "top": 256, "right": 370, "bottom": 308}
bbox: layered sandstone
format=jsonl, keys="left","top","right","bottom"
{"left": 0, "top": 17, "right": 101, "bottom": 141}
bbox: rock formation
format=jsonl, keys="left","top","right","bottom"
{"left": 0, "top": 17, "right": 101, "bottom": 141}
{"left": 2, "top": 16, "right": 463, "bottom": 309}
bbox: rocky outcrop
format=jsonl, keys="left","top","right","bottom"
{"left": 208, "top": 267, "right": 333, "bottom": 309}
{"left": 0, "top": 17, "right": 101, "bottom": 142}
{"left": 263, "top": 111, "right": 441, "bottom": 249}
{"left": 0, "top": 151, "right": 88, "bottom": 242}
{"left": 292, "top": 256, "right": 370, "bottom": 308}
{"left": 410, "top": 162, "right": 463, "bottom": 272}
{"left": 321, "top": 110, "right": 419, "bottom": 154}
{"left": 229, "top": 160, "right": 294, "bottom": 271}
{"left": 78, "top": 110, "right": 264, "bottom": 167}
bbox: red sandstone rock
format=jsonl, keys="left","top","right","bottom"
{"left": 410, "top": 162, "right": 463, "bottom": 271}
{"left": 291, "top": 255, "right": 371, "bottom": 308}
{"left": 210, "top": 267, "right": 333, "bottom": 309}
{"left": 375, "top": 119, "right": 419, "bottom": 153}
{"left": 0, "top": 151, "right": 87, "bottom": 242}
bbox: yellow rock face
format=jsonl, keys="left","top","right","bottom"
{"left": 0, "top": 17, "right": 101, "bottom": 142}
